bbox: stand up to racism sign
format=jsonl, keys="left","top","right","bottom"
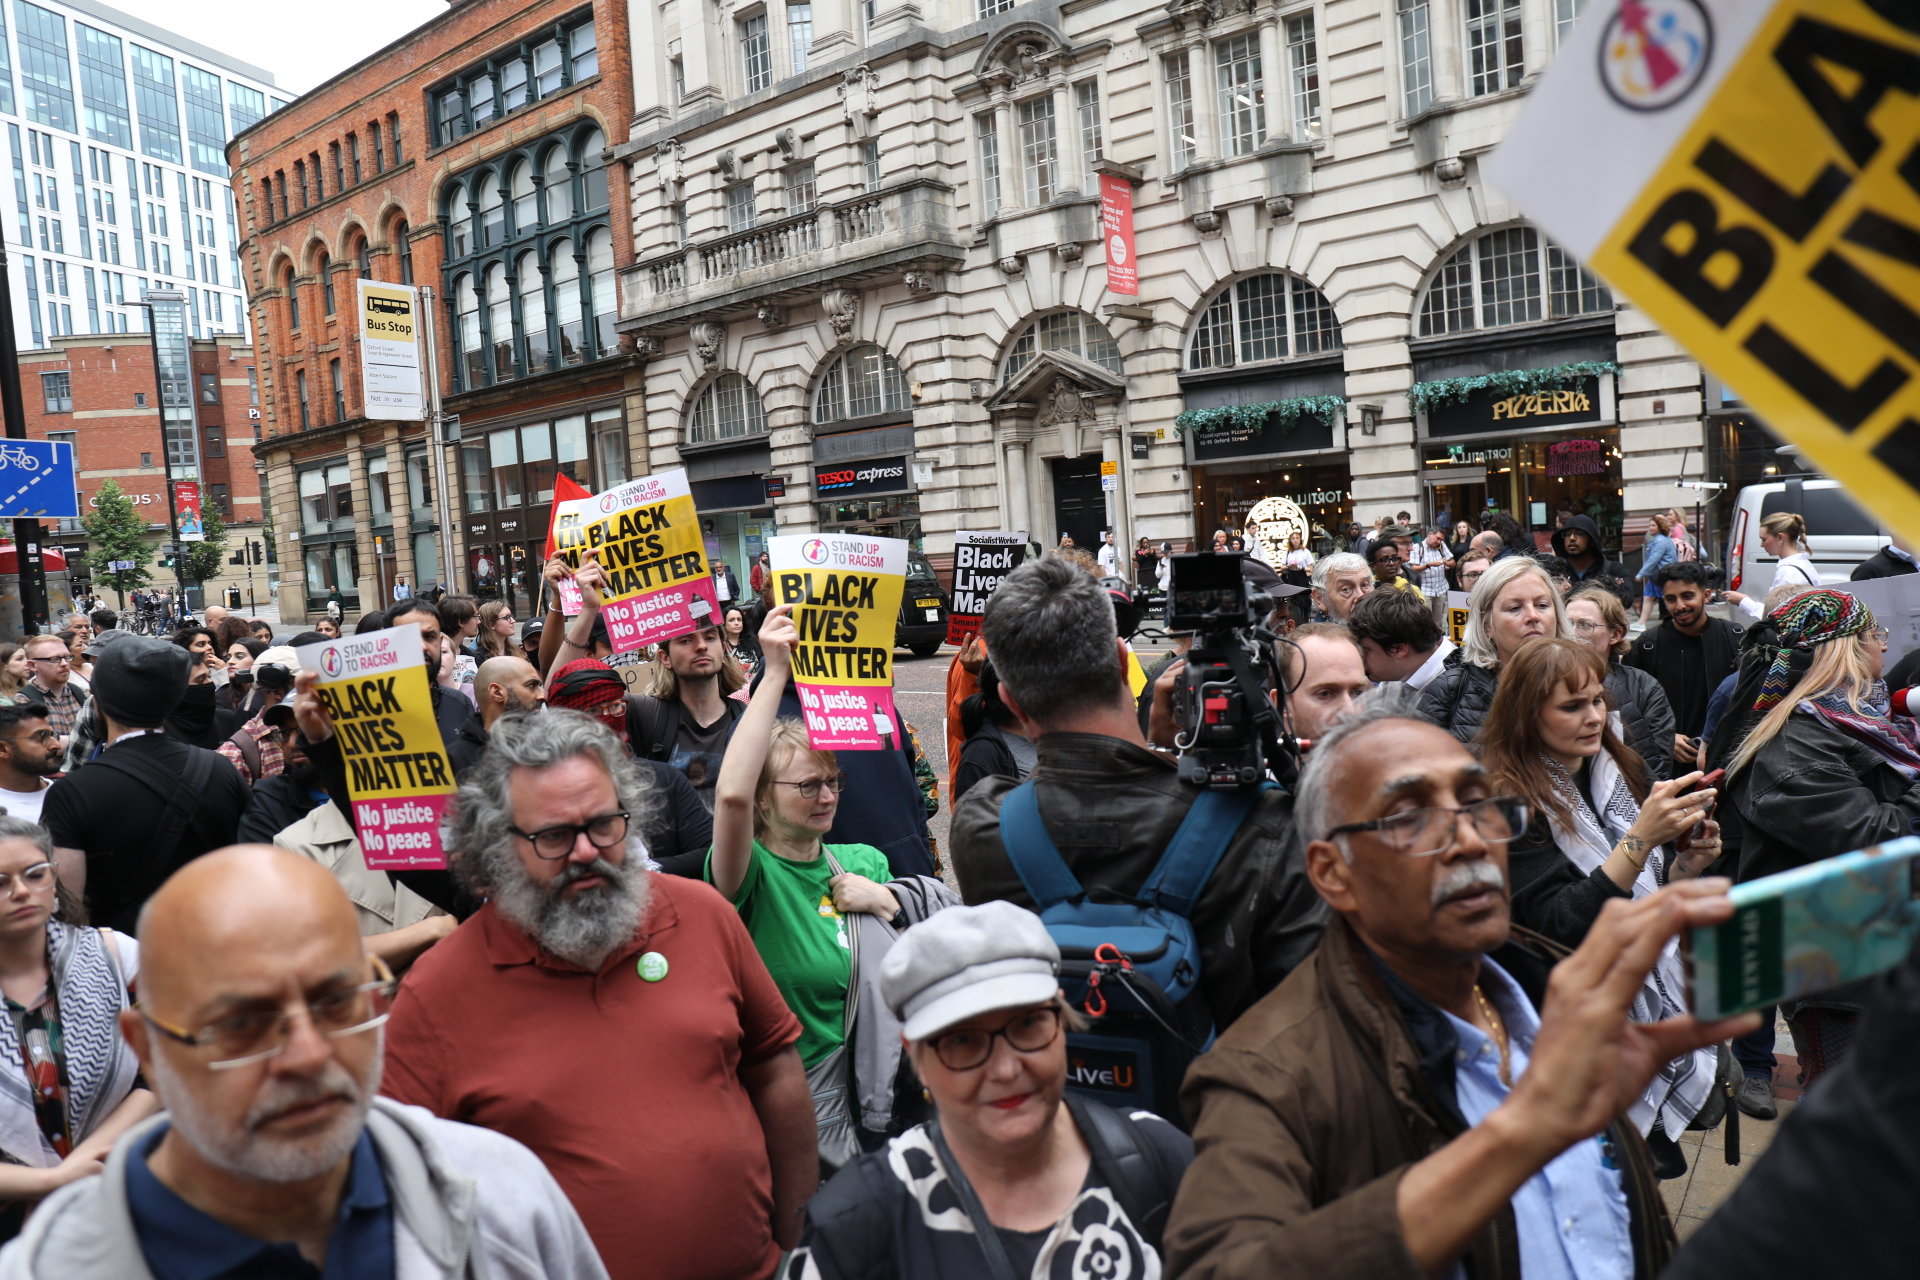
{"left": 770, "top": 533, "right": 907, "bottom": 751}
{"left": 547, "top": 468, "right": 720, "bottom": 649}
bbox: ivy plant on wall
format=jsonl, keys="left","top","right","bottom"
{"left": 1408, "top": 361, "right": 1621, "bottom": 412}
{"left": 1173, "top": 395, "right": 1348, "bottom": 438}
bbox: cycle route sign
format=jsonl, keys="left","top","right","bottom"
{"left": 0, "top": 440, "right": 79, "bottom": 520}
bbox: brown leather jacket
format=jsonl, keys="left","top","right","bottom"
{"left": 1166, "top": 917, "right": 1675, "bottom": 1279}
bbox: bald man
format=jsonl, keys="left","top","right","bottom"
{"left": 0, "top": 846, "right": 606, "bottom": 1279}
{"left": 446, "top": 656, "right": 547, "bottom": 780}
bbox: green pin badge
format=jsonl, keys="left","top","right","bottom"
{"left": 637, "top": 951, "right": 670, "bottom": 982}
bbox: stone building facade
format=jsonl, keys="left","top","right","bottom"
{"left": 614, "top": 0, "right": 1726, "bottom": 574}
{"left": 228, "top": 0, "right": 635, "bottom": 624}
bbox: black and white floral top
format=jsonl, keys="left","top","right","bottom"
{"left": 790, "top": 1098, "right": 1192, "bottom": 1280}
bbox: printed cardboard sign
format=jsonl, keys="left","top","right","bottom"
{"left": 295, "top": 624, "right": 456, "bottom": 870}
{"left": 1487, "top": 0, "right": 1920, "bottom": 550}
{"left": 946, "top": 530, "right": 1027, "bottom": 643}
{"left": 770, "top": 534, "right": 908, "bottom": 751}
{"left": 548, "top": 468, "right": 719, "bottom": 648}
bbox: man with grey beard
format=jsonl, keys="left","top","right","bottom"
{"left": 1166, "top": 700, "right": 1760, "bottom": 1279}
{"left": 0, "top": 845, "right": 604, "bottom": 1278}
{"left": 380, "top": 710, "right": 816, "bottom": 1280}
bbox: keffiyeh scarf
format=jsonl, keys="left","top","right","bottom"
{"left": 1542, "top": 749, "right": 1714, "bottom": 1136}
{"left": 1803, "top": 682, "right": 1920, "bottom": 779}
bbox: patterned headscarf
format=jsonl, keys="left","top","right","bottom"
{"left": 546, "top": 658, "right": 631, "bottom": 741}
{"left": 1752, "top": 589, "right": 1872, "bottom": 713}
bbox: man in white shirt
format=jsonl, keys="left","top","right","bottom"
{"left": 0, "top": 707, "right": 61, "bottom": 827}
{"left": 1097, "top": 530, "right": 1119, "bottom": 576}
{"left": 1349, "top": 587, "right": 1459, "bottom": 692}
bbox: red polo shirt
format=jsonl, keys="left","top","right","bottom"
{"left": 381, "top": 874, "right": 802, "bottom": 1280}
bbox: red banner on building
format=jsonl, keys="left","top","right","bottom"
{"left": 173, "top": 480, "right": 205, "bottom": 542}
{"left": 1099, "top": 174, "right": 1138, "bottom": 296}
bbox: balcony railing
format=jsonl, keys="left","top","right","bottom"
{"left": 623, "top": 179, "right": 963, "bottom": 329}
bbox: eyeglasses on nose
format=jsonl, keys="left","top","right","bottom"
{"left": 772, "top": 776, "right": 847, "bottom": 800}
{"left": 508, "top": 811, "right": 630, "bottom": 859}
{"left": 925, "top": 1006, "right": 1063, "bottom": 1071}
{"left": 139, "top": 956, "right": 396, "bottom": 1071}
{"left": 1327, "top": 797, "right": 1530, "bottom": 859}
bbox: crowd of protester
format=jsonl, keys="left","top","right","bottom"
{"left": 0, "top": 511, "right": 1907, "bottom": 1277}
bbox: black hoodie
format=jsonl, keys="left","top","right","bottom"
{"left": 1550, "top": 515, "right": 1631, "bottom": 599}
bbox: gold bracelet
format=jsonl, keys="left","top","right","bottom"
{"left": 1617, "top": 835, "right": 1648, "bottom": 869}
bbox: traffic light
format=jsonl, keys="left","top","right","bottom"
{"left": 248, "top": 539, "right": 263, "bottom": 565}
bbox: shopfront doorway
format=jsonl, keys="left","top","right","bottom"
{"left": 1050, "top": 456, "right": 1105, "bottom": 550}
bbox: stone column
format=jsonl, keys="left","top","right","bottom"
{"left": 1259, "top": 17, "right": 1287, "bottom": 144}
{"left": 995, "top": 101, "right": 1023, "bottom": 213}
{"left": 1053, "top": 80, "right": 1079, "bottom": 198}
{"left": 1100, "top": 420, "right": 1127, "bottom": 543}
{"left": 810, "top": 0, "right": 856, "bottom": 61}
{"left": 1190, "top": 41, "right": 1220, "bottom": 161}
{"left": 1004, "top": 436, "right": 1031, "bottom": 534}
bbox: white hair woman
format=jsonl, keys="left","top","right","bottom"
{"left": 1415, "top": 556, "right": 1572, "bottom": 744}
{"left": 1725, "top": 589, "right": 1920, "bottom": 1087}
{"left": 790, "top": 901, "right": 1192, "bottom": 1278}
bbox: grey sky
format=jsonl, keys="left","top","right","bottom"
{"left": 100, "top": 0, "right": 447, "bottom": 95}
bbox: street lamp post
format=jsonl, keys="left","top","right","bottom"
{"left": 0, "top": 243, "right": 50, "bottom": 632}
{"left": 130, "top": 295, "right": 191, "bottom": 606}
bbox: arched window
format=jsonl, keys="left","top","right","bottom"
{"left": 454, "top": 273, "right": 483, "bottom": 388}
{"left": 477, "top": 170, "right": 505, "bottom": 248}
{"left": 485, "top": 262, "right": 513, "bottom": 379}
{"left": 283, "top": 267, "right": 301, "bottom": 329}
{"left": 353, "top": 236, "right": 372, "bottom": 279}
{"left": 395, "top": 221, "right": 413, "bottom": 284}
{"left": 551, "top": 239, "right": 583, "bottom": 367}
{"left": 509, "top": 159, "right": 537, "bottom": 234}
{"left": 519, "top": 249, "right": 550, "bottom": 374}
{"left": 586, "top": 228, "right": 615, "bottom": 357}
{"left": 814, "top": 344, "right": 909, "bottom": 423}
{"left": 1002, "top": 311, "right": 1123, "bottom": 382}
{"left": 1416, "top": 226, "right": 1612, "bottom": 337}
{"left": 446, "top": 182, "right": 472, "bottom": 258}
{"left": 1186, "top": 273, "right": 1342, "bottom": 370}
{"left": 579, "top": 128, "right": 608, "bottom": 210}
{"left": 687, "top": 373, "right": 768, "bottom": 444}
{"left": 318, "top": 253, "right": 336, "bottom": 314}
{"left": 541, "top": 144, "right": 573, "bottom": 223}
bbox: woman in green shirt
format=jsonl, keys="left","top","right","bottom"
{"left": 709, "top": 605, "right": 898, "bottom": 1069}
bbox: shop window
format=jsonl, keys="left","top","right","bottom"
{"left": 1187, "top": 273, "right": 1342, "bottom": 370}
{"left": 1416, "top": 226, "right": 1612, "bottom": 338}
{"left": 1002, "top": 310, "right": 1124, "bottom": 383}
{"left": 687, "top": 372, "right": 768, "bottom": 445}
{"left": 593, "top": 407, "right": 626, "bottom": 486}
{"left": 489, "top": 428, "right": 523, "bottom": 507}
{"left": 368, "top": 452, "right": 392, "bottom": 519}
{"left": 814, "top": 345, "right": 909, "bottom": 423}
{"left": 556, "top": 413, "right": 590, "bottom": 489}
{"left": 406, "top": 447, "right": 433, "bottom": 510}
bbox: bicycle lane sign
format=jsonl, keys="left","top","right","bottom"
{"left": 0, "top": 440, "right": 79, "bottom": 520}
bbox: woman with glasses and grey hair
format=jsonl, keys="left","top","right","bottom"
{"left": 710, "top": 606, "right": 900, "bottom": 1167}
{"left": 0, "top": 817, "right": 156, "bottom": 1238}
{"left": 790, "top": 901, "right": 1192, "bottom": 1279}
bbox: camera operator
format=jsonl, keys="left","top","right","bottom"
{"left": 950, "top": 555, "right": 1326, "bottom": 1029}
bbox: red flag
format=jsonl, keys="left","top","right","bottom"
{"left": 544, "top": 473, "right": 592, "bottom": 560}
{"left": 1100, "top": 175, "right": 1138, "bottom": 296}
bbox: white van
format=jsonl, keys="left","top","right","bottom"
{"left": 1727, "top": 477, "right": 1892, "bottom": 595}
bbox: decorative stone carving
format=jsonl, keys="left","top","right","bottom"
{"left": 903, "top": 270, "right": 937, "bottom": 296}
{"left": 775, "top": 128, "right": 799, "bottom": 161}
{"left": 1264, "top": 194, "right": 1295, "bottom": 221}
{"left": 1191, "top": 210, "right": 1222, "bottom": 236}
{"left": 1056, "top": 242, "right": 1083, "bottom": 264}
{"left": 691, "top": 322, "right": 726, "bottom": 367}
{"left": 821, "top": 289, "right": 859, "bottom": 337}
{"left": 630, "top": 335, "right": 663, "bottom": 359}
{"left": 998, "top": 255, "right": 1025, "bottom": 277}
{"left": 1435, "top": 156, "right": 1467, "bottom": 186}
{"left": 757, "top": 305, "right": 789, "bottom": 330}
{"left": 839, "top": 65, "right": 880, "bottom": 128}
{"left": 1038, "top": 380, "right": 1093, "bottom": 426}
{"left": 715, "top": 149, "right": 739, "bottom": 181}
{"left": 1006, "top": 42, "right": 1045, "bottom": 83}
{"left": 656, "top": 139, "right": 684, "bottom": 194}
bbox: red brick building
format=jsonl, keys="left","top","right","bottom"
{"left": 228, "top": 0, "right": 637, "bottom": 624}
{"left": 17, "top": 333, "right": 270, "bottom": 608}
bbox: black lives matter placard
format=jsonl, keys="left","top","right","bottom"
{"left": 946, "top": 530, "right": 1027, "bottom": 644}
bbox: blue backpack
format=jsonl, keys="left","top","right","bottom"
{"left": 999, "top": 778, "right": 1267, "bottom": 1124}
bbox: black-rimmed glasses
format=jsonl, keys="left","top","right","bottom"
{"left": 926, "top": 1005, "right": 1062, "bottom": 1071}
{"left": 1327, "top": 797, "right": 1530, "bottom": 859}
{"left": 507, "top": 811, "right": 630, "bottom": 860}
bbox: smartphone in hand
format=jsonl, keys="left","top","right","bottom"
{"left": 1687, "top": 836, "right": 1920, "bottom": 1018}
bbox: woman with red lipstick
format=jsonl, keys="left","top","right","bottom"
{"left": 0, "top": 816, "right": 157, "bottom": 1240}
{"left": 710, "top": 606, "right": 898, "bottom": 1166}
{"left": 792, "top": 901, "right": 1192, "bottom": 1279}
{"left": 1480, "top": 637, "right": 1723, "bottom": 1176}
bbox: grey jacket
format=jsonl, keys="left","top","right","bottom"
{"left": 1607, "top": 662, "right": 1677, "bottom": 782}
{"left": 1730, "top": 712, "right": 1920, "bottom": 886}
{"left": 849, "top": 874, "right": 961, "bottom": 1132}
{"left": 0, "top": 1098, "right": 609, "bottom": 1280}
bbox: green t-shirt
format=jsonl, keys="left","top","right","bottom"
{"left": 708, "top": 840, "right": 892, "bottom": 1069}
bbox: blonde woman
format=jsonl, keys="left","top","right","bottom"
{"left": 1725, "top": 512, "right": 1819, "bottom": 618}
{"left": 1726, "top": 589, "right": 1920, "bottom": 1085}
{"left": 1415, "top": 556, "right": 1573, "bottom": 743}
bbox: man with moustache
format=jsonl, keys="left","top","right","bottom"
{"left": 1167, "top": 700, "right": 1757, "bottom": 1279}
{"left": 0, "top": 845, "right": 604, "bottom": 1278}
{"left": 379, "top": 711, "right": 816, "bottom": 1280}
{"left": 445, "top": 655, "right": 549, "bottom": 780}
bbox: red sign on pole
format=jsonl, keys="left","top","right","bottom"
{"left": 173, "top": 480, "right": 205, "bottom": 542}
{"left": 1099, "top": 174, "right": 1138, "bottom": 297}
